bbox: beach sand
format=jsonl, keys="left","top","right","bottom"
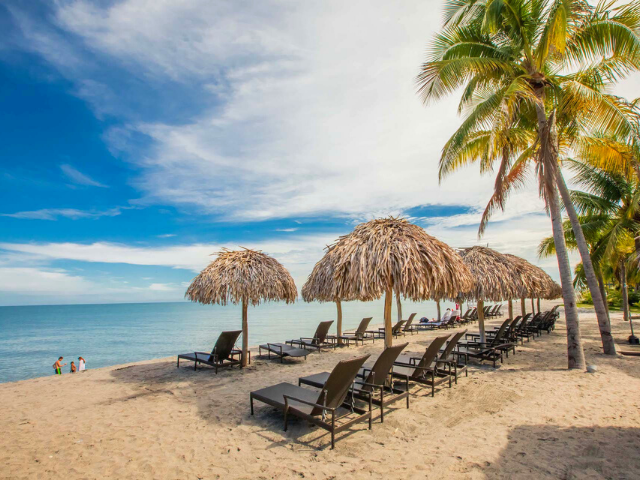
{"left": 2, "top": 301, "right": 640, "bottom": 479}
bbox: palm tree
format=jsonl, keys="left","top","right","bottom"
{"left": 418, "top": 0, "right": 640, "bottom": 367}
{"left": 539, "top": 160, "right": 640, "bottom": 322}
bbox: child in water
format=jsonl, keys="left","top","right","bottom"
{"left": 70, "top": 362, "right": 77, "bottom": 373}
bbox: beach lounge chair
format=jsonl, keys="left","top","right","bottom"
{"left": 367, "top": 320, "right": 406, "bottom": 339}
{"left": 457, "top": 319, "right": 513, "bottom": 367}
{"left": 259, "top": 343, "right": 310, "bottom": 363}
{"left": 392, "top": 335, "right": 451, "bottom": 396}
{"left": 436, "top": 330, "right": 469, "bottom": 382}
{"left": 299, "top": 343, "right": 410, "bottom": 422}
{"left": 328, "top": 317, "right": 374, "bottom": 346}
{"left": 402, "top": 313, "right": 418, "bottom": 334}
{"left": 287, "top": 320, "right": 335, "bottom": 351}
{"left": 177, "top": 330, "right": 244, "bottom": 373}
{"left": 250, "top": 354, "right": 372, "bottom": 449}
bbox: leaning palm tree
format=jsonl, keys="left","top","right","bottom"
{"left": 539, "top": 161, "right": 640, "bottom": 324}
{"left": 418, "top": 0, "right": 640, "bottom": 366}
{"left": 186, "top": 248, "right": 297, "bottom": 366}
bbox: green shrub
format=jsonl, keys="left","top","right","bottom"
{"left": 579, "top": 291, "right": 593, "bottom": 304}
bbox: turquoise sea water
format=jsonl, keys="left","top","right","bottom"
{"left": 0, "top": 299, "right": 447, "bottom": 383}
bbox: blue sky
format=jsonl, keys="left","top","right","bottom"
{"left": 1, "top": 1, "right": 637, "bottom": 306}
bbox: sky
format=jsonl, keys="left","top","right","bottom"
{"left": 0, "top": 0, "right": 638, "bottom": 306}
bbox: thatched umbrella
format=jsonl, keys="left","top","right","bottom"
{"left": 186, "top": 248, "right": 297, "bottom": 366}
{"left": 327, "top": 218, "right": 474, "bottom": 347}
{"left": 458, "top": 246, "right": 523, "bottom": 343}
{"left": 504, "top": 254, "right": 560, "bottom": 314}
{"left": 302, "top": 244, "right": 357, "bottom": 345}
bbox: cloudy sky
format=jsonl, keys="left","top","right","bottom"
{"left": 1, "top": 0, "right": 637, "bottom": 306}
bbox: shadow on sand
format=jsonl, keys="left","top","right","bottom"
{"left": 482, "top": 425, "right": 640, "bottom": 479}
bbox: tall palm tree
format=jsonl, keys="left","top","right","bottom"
{"left": 539, "top": 160, "right": 640, "bottom": 321}
{"left": 418, "top": 0, "right": 640, "bottom": 367}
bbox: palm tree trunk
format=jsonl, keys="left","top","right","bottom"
{"left": 336, "top": 300, "right": 343, "bottom": 346}
{"left": 241, "top": 298, "right": 249, "bottom": 367}
{"left": 384, "top": 287, "right": 393, "bottom": 348}
{"left": 556, "top": 172, "right": 616, "bottom": 354}
{"left": 396, "top": 291, "right": 402, "bottom": 322}
{"left": 548, "top": 183, "right": 586, "bottom": 369}
{"left": 621, "top": 260, "right": 630, "bottom": 323}
{"left": 477, "top": 299, "right": 486, "bottom": 344}
{"left": 595, "top": 268, "right": 610, "bottom": 321}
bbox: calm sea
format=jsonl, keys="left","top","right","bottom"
{"left": 0, "top": 299, "right": 447, "bottom": 383}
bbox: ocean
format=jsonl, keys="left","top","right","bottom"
{"left": 0, "top": 299, "right": 447, "bottom": 383}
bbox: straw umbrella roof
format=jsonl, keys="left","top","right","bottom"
{"left": 457, "top": 246, "right": 523, "bottom": 302}
{"left": 326, "top": 217, "right": 474, "bottom": 301}
{"left": 301, "top": 244, "right": 353, "bottom": 303}
{"left": 503, "top": 254, "right": 561, "bottom": 299}
{"left": 185, "top": 248, "right": 297, "bottom": 306}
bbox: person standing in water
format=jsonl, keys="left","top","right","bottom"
{"left": 53, "top": 357, "right": 66, "bottom": 375}
{"left": 70, "top": 362, "right": 76, "bottom": 373}
{"left": 78, "top": 357, "right": 86, "bottom": 372}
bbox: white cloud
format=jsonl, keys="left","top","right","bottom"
{"left": 60, "top": 164, "right": 108, "bottom": 188}
{"left": 0, "top": 268, "right": 93, "bottom": 294}
{"left": 1, "top": 207, "right": 123, "bottom": 221}
{"left": 275, "top": 228, "right": 298, "bottom": 232}
{"left": 157, "top": 234, "right": 176, "bottom": 238}
{"left": 147, "top": 283, "right": 177, "bottom": 291}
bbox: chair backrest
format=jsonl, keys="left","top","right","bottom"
{"left": 495, "top": 304, "right": 503, "bottom": 314}
{"left": 355, "top": 317, "right": 373, "bottom": 335}
{"left": 313, "top": 320, "right": 334, "bottom": 344}
{"left": 403, "top": 313, "right": 416, "bottom": 331}
{"left": 209, "top": 330, "right": 242, "bottom": 363}
{"left": 505, "top": 317, "right": 520, "bottom": 336}
{"left": 492, "top": 305, "right": 501, "bottom": 315}
{"left": 462, "top": 308, "right": 472, "bottom": 319}
{"left": 489, "top": 318, "right": 512, "bottom": 346}
{"left": 483, "top": 305, "right": 491, "bottom": 315}
{"left": 361, "top": 342, "right": 408, "bottom": 389}
{"left": 471, "top": 307, "right": 478, "bottom": 319}
{"left": 440, "top": 330, "right": 466, "bottom": 359}
{"left": 412, "top": 335, "right": 450, "bottom": 378}
{"left": 313, "top": 354, "right": 370, "bottom": 415}
{"left": 392, "top": 320, "right": 406, "bottom": 334}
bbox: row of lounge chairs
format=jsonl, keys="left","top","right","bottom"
{"left": 177, "top": 305, "right": 558, "bottom": 448}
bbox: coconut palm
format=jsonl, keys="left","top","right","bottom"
{"left": 539, "top": 161, "right": 640, "bottom": 322}
{"left": 418, "top": 0, "right": 640, "bottom": 367}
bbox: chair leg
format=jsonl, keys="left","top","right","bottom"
{"left": 380, "top": 389, "right": 384, "bottom": 423}
{"left": 284, "top": 407, "right": 288, "bottom": 431}
{"left": 177, "top": 357, "right": 179, "bottom": 368}
{"left": 250, "top": 396, "right": 254, "bottom": 415}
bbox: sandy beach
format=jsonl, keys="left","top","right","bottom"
{"left": 2, "top": 301, "right": 640, "bottom": 479}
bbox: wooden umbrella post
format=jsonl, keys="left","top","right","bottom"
{"left": 384, "top": 287, "right": 393, "bottom": 348}
{"left": 336, "top": 300, "right": 343, "bottom": 346}
{"left": 508, "top": 299, "right": 513, "bottom": 320}
{"left": 537, "top": 298, "right": 541, "bottom": 313}
{"left": 531, "top": 297, "right": 535, "bottom": 314}
{"left": 436, "top": 300, "right": 441, "bottom": 321}
{"left": 396, "top": 290, "right": 402, "bottom": 323}
{"left": 242, "top": 297, "right": 249, "bottom": 367}
{"left": 477, "top": 299, "right": 486, "bottom": 344}
{"left": 521, "top": 297, "right": 526, "bottom": 316}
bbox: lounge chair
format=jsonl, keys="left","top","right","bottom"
{"left": 457, "top": 319, "right": 513, "bottom": 367}
{"left": 392, "top": 335, "right": 451, "bottom": 396}
{"left": 328, "top": 317, "right": 374, "bottom": 346}
{"left": 177, "top": 330, "right": 244, "bottom": 372}
{"left": 287, "top": 320, "right": 335, "bottom": 351}
{"left": 250, "top": 354, "right": 372, "bottom": 449}
{"left": 259, "top": 343, "right": 310, "bottom": 363}
{"left": 299, "top": 343, "right": 410, "bottom": 422}
{"left": 367, "top": 320, "right": 406, "bottom": 339}
{"left": 436, "top": 330, "right": 469, "bottom": 382}
{"left": 402, "top": 313, "right": 418, "bottom": 334}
